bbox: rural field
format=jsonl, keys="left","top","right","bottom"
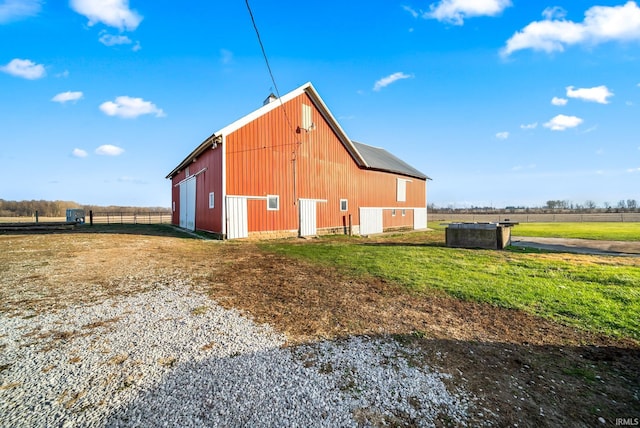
{"left": 0, "top": 224, "right": 638, "bottom": 426}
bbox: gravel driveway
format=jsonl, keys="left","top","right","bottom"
{"left": 0, "top": 284, "right": 473, "bottom": 427}
{"left": 511, "top": 236, "right": 640, "bottom": 256}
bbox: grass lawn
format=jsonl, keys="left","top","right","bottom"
{"left": 511, "top": 222, "right": 640, "bottom": 241}
{"left": 262, "top": 232, "right": 640, "bottom": 341}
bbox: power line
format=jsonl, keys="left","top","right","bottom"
{"left": 244, "top": 0, "right": 296, "bottom": 136}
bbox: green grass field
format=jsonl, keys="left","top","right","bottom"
{"left": 262, "top": 231, "right": 640, "bottom": 340}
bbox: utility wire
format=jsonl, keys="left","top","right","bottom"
{"left": 244, "top": 0, "right": 296, "bottom": 136}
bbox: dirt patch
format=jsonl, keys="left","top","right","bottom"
{"left": 1, "top": 226, "right": 638, "bottom": 426}
{"left": 209, "top": 242, "right": 639, "bottom": 426}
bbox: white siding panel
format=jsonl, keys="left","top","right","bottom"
{"left": 413, "top": 208, "right": 427, "bottom": 230}
{"left": 359, "top": 208, "right": 383, "bottom": 235}
{"left": 226, "top": 196, "right": 248, "bottom": 239}
{"left": 299, "top": 199, "right": 317, "bottom": 237}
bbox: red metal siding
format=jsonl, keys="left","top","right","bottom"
{"left": 225, "top": 93, "right": 426, "bottom": 233}
{"left": 170, "top": 144, "right": 224, "bottom": 233}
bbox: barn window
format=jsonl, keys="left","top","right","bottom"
{"left": 340, "top": 199, "right": 348, "bottom": 211}
{"left": 402, "top": 209, "right": 406, "bottom": 216}
{"left": 396, "top": 178, "right": 412, "bottom": 202}
{"left": 172, "top": 201, "right": 175, "bottom": 212}
{"left": 185, "top": 166, "right": 190, "bottom": 177}
{"left": 209, "top": 192, "right": 215, "bottom": 209}
{"left": 267, "top": 195, "right": 279, "bottom": 211}
{"left": 391, "top": 209, "right": 396, "bottom": 216}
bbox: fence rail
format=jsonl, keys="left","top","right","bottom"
{"left": 432, "top": 213, "right": 640, "bottom": 223}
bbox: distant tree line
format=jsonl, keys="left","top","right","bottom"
{"left": 0, "top": 199, "right": 170, "bottom": 217}
{"left": 429, "top": 199, "right": 639, "bottom": 214}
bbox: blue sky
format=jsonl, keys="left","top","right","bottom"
{"left": 1, "top": 0, "right": 639, "bottom": 208}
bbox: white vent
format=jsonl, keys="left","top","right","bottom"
{"left": 263, "top": 93, "right": 277, "bottom": 105}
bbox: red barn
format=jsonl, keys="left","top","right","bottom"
{"left": 166, "top": 82, "right": 430, "bottom": 239}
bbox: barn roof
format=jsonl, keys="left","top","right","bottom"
{"left": 352, "top": 141, "right": 429, "bottom": 180}
{"left": 166, "top": 82, "right": 428, "bottom": 180}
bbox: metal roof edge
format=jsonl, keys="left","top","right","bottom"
{"left": 167, "top": 82, "right": 372, "bottom": 179}
{"left": 302, "top": 83, "right": 369, "bottom": 168}
{"left": 165, "top": 132, "right": 217, "bottom": 179}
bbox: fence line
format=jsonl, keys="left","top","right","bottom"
{"left": 90, "top": 212, "right": 172, "bottom": 225}
{"left": 432, "top": 213, "right": 640, "bottom": 223}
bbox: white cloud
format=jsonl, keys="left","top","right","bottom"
{"left": 99, "top": 33, "right": 132, "bottom": 46}
{"left": 132, "top": 41, "right": 141, "bottom": 51}
{"left": 56, "top": 70, "right": 70, "bottom": 78}
{"left": 566, "top": 85, "right": 613, "bottom": 104}
{"left": 520, "top": 122, "right": 538, "bottom": 129}
{"left": 543, "top": 114, "right": 583, "bottom": 131}
{"left": 426, "top": 0, "right": 512, "bottom": 25}
{"left": 72, "top": 148, "right": 88, "bottom": 158}
{"left": 373, "top": 72, "right": 412, "bottom": 91}
{"left": 0, "top": 58, "right": 45, "bottom": 79}
{"left": 542, "top": 6, "right": 567, "bottom": 20}
{"left": 403, "top": 5, "right": 419, "bottom": 18}
{"left": 95, "top": 144, "right": 124, "bottom": 156}
{"left": 495, "top": 131, "right": 509, "bottom": 140}
{"left": 70, "top": 0, "right": 142, "bottom": 31}
{"left": 502, "top": 1, "right": 640, "bottom": 57}
{"left": 0, "top": 0, "right": 41, "bottom": 23}
{"left": 52, "top": 91, "right": 83, "bottom": 103}
{"left": 627, "top": 167, "right": 640, "bottom": 173}
{"left": 99, "top": 96, "right": 165, "bottom": 119}
{"left": 551, "top": 96, "right": 568, "bottom": 106}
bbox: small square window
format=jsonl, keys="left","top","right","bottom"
{"left": 209, "top": 192, "right": 215, "bottom": 209}
{"left": 340, "top": 199, "right": 348, "bottom": 211}
{"left": 172, "top": 201, "right": 176, "bottom": 212}
{"left": 391, "top": 209, "right": 396, "bottom": 216}
{"left": 267, "top": 195, "right": 279, "bottom": 211}
{"left": 402, "top": 209, "right": 406, "bottom": 216}
{"left": 185, "top": 166, "right": 190, "bottom": 177}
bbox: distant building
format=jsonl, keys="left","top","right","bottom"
{"left": 166, "top": 82, "right": 430, "bottom": 239}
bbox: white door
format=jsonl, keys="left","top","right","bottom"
{"left": 179, "top": 177, "right": 196, "bottom": 231}
{"left": 185, "top": 177, "right": 196, "bottom": 231}
{"left": 226, "top": 196, "right": 248, "bottom": 239}
{"left": 359, "top": 208, "right": 383, "bottom": 235}
{"left": 299, "top": 199, "right": 317, "bottom": 237}
{"left": 414, "top": 208, "right": 427, "bottom": 230}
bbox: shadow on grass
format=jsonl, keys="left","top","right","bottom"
{"left": 102, "top": 333, "right": 640, "bottom": 427}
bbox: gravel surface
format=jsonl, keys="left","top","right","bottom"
{"left": 0, "top": 283, "right": 473, "bottom": 427}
